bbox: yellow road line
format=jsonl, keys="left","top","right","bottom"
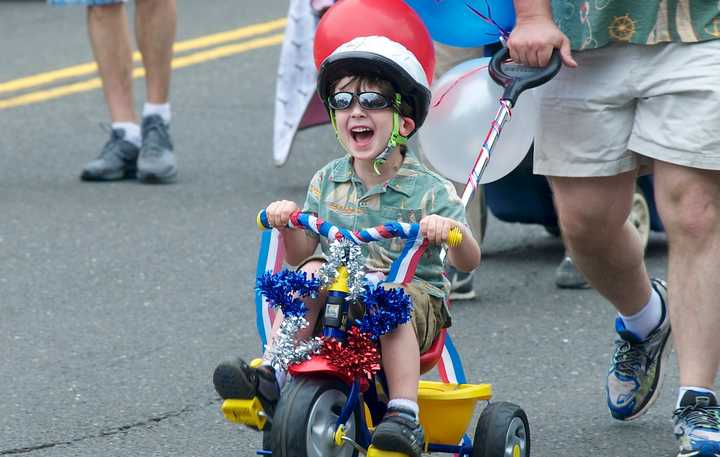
{"left": 171, "top": 33, "right": 284, "bottom": 69}
{"left": 0, "top": 33, "right": 284, "bottom": 110}
{"left": 0, "top": 17, "right": 286, "bottom": 95}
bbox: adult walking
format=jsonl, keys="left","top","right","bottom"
{"left": 50, "top": 0, "right": 178, "bottom": 183}
{"left": 508, "top": 1, "right": 720, "bottom": 455}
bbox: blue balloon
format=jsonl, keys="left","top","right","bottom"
{"left": 404, "top": 0, "right": 516, "bottom": 47}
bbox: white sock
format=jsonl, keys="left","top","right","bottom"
{"left": 619, "top": 287, "right": 662, "bottom": 340}
{"left": 142, "top": 102, "right": 171, "bottom": 124}
{"left": 388, "top": 398, "right": 419, "bottom": 419}
{"left": 261, "top": 360, "right": 287, "bottom": 389}
{"left": 677, "top": 386, "right": 717, "bottom": 409}
{"left": 111, "top": 122, "right": 141, "bottom": 148}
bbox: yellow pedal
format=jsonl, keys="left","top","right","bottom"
{"left": 447, "top": 227, "right": 463, "bottom": 248}
{"left": 221, "top": 397, "right": 267, "bottom": 430}
{"left": 367, "top": 445, "right": 410, "bottom": 457}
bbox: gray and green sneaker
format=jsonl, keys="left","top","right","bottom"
{"left": 80, "top": 127, "right": 139, "bottom": 181}
{"left": 673, "top": 390, "right": 720, "bottom": 457}
{"left": 448, "top": 266, "right": 476, "bottom": 301}
{"left": 137, "top": 115, "right": 177, "bottom": 183}
{"left": 606, "top": 278, "right": 672, "bottom": 421}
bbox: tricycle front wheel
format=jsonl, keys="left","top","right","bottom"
{"left": 472, "top": 402, "right": 530, "bottom": 457}
{"left": 271, "top": 376, "right": 360, "bottom": 457}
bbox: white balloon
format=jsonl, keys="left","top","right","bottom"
{"left": 419, "top": 57, "right": 538, "bottom": 184}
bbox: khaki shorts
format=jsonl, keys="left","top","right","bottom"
{"left": 298, "top": 256, "right": 447, "bottom": 353}
{"left": 535, "top": 40, "right": 720, "bottom": 177}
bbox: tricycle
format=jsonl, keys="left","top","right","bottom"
{"left": 220, "top": 209, "right": 530, "bottom": 457}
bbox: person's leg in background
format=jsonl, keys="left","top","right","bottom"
{"left": 134, "top": 0, "right": 178, "bottom": 183}
{"left": 81, "top": 0, "right": 141, "bottom": 181}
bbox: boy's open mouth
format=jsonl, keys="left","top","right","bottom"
{"left": 350, "top": 126, "right": 374, "bottom": 146}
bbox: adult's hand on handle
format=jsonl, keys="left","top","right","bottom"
{"left": 507, "top": 15, "right": 577, "bottom": 68}
{"left": 265, "top": 200, "right": 300, "bottom": 229}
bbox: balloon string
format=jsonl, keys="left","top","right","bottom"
{"left": 465, "top": 0, "right": 511, "bottom": 39}
{"left": 432, "top": 65, "right": 488, "bottom": 108}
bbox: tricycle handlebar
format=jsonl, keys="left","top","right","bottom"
{"left": 257, "top": 210, "right": 462, "bottom": 247}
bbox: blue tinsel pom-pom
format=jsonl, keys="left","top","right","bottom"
{"left": 256, "top": 269, "right": 321, "bottom": 317}
{"left": 356, "top": 284, "right": 414, "bottom": 339}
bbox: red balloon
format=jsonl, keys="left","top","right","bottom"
{"left": 313, "top": 0, "right": 435, "bottom": 84}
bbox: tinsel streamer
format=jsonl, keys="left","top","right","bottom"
{"left": 256, "top": 269, "right": 321, "bottom": 317}
{"left": 345, "top": 242, "right": 366, "bottom": 302}
{"left": 317, "top": 240, "right": 366, "bottom": 302}
{"left": 356, "top": 284, "right": 414, "bottom": 339}
{"left": 265, "top": 315, "right": 323, "bottom": 370}
{"left": 316, "top": 240, "right": 344, "bottom": 287}
{"left": 320, "top": 327, "right": 381, "bottom": 379}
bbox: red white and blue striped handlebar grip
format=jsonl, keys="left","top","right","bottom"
{"left": 257, "top": 210, "right": 428, "bottom": 244}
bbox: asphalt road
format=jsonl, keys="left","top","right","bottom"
{"left": 1, "top": 1, "right": 680, "bottom": 456}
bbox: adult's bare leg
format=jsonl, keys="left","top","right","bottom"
{"left": 654, "top": 161, "right": 720, "bottom": 388}
{"left": 549, "top": 170, "right": 652, "bottom": 315}
{"left": 87, "top": 3, "right": 137, "bottom": 123}
{"left": 135, "top": 0, "right": 176, "bottom": 104}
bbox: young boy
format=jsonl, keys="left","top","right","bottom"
{"left": 214, "top": 36, "right": 481, "bottom": 457}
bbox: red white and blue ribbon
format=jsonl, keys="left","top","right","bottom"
{"left": 255, "top": 228, "right": 284, "bottom": 350}
{"left": 254, "top": 211, "right": 465, "bottom": 383}
{"left": 439, "top": 332, "right": 466, "bottom": 384}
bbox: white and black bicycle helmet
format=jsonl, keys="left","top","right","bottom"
{"left": 317, "top": 36, "right": 432, "bottom": 171}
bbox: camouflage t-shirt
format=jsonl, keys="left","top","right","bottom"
{"left": 302, "top": 150, "right": 468, "bottom": 300}
{"left": 551, "top": 0, "right": 720, "bottom": 50}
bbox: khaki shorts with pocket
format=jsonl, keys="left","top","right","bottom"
{"left": 535, "top": 40, "right": 720, "bottom": 177}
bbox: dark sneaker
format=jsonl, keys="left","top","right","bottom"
{"left": 137, "top": 115, "right": 177, "bottom": 183}
{"left": 213, "top": 357, "right": 280, "bottom": 418}
{"left": 448, "top": 266, "right": 476, "bottom": 301}
{"left": 371, "top": 407, "right": 425, "bottom": 457}
{"left": 80, "top": 127, "right": 139, "bottom": 181}
{"left": 607, "top": 278, "right": 672, "bottom": 420}
{"left": 555, "top": 256, "right": 590, "bottom": 289}
{"left": 673, "top": 390, "right": 720, "bottom": 457}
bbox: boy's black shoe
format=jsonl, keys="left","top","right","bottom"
{"left": 212, "top": 357, "right": 280, "bottom": 418}
{"left": 371, "top": 407, "right": 425, "bottom": 457}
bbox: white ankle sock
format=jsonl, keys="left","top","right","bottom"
{"left": 111, "top": 122, "right": 141, "bottom": 148}
{"left": 388, "top": 398, "right": 419, "bottom": 419}
{"left": 142, "top": 102, "right": 171, "bottom": 124}
{"left": 619, "top": 287, "right": 662, "bottom": 340}
{"left": 677, "top": 387, "right": 717, "bottom": 409}
{"left": 261, "top": 360, "right": 287, "bottom": 389}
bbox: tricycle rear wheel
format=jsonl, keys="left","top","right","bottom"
{"left": 472, "top": 402, "right": 530, "bottom": 457}
{"left": 271, "top": 376, "right": 360, "bottom": 457}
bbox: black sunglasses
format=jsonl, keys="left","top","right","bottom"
{"left": 328, "top": 91, "right": 393, "bottom": 111}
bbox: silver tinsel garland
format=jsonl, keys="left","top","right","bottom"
{"left": 264, "top": 315, "right": 323, "bottom": 370}
{"left": 316, "top": 239, "right": 366, "bottom": 302}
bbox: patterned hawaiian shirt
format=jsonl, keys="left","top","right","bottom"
{"left": 302, "top": 149, "right": 468, "bottom": 300}
{"left": 551, "top": 0, "right": 720, "bottom": 50}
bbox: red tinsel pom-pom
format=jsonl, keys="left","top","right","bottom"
{"left": 320, "top": 327, "right": 381, "bottom": 380}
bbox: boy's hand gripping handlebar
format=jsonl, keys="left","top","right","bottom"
{"left": 257, "top": 210, "right": 462, "bottom": 248}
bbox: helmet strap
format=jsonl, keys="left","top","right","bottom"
{"left": 373, "top": 93, "right": 408, "bottom": 175}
